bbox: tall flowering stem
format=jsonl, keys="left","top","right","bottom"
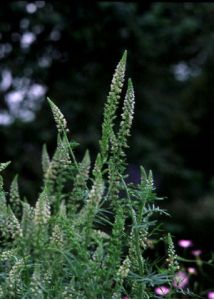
{"left": 100, "top": 50, "right": 127, "bottom": 163}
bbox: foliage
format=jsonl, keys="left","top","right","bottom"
{"left": 0, "top": 52, "right": 183, "bottom": 299}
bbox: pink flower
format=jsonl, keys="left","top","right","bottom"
{"left": 191, "top": 249, "right": 202, "bottom": 256}
{"left": 173, "top": 271, "right": 189, "bottom": 289}
{"left": 155, "top": 286, "right": 170, "bottom": 296}
{"left": 178, "top": 239, "right": 193, "bottom": 248}
{"left": 208, "top": 291, "right": 214, "bottom": 299}
{"left": 187, "top": 267, "right": 197, "bottom": 274}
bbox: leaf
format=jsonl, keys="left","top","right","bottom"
{"left": 0, "top": 161, "right": 11, "bottom": 172}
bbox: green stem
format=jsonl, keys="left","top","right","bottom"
{"left": 62, "top": 130, "right": 79, "bottom": 171}
{"left": 177, "top": 256, "right": 214, "bottom": 268}
{"left": 120, "top": 176, "right": 145, "bottom": 297}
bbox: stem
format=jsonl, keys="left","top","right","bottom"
{"left": 177, "top": 256, "right": 214, "bottom": 268}
{"left": 62, "top": 130, "right": 91, "bottom": 197}
{"left": 120, "top": 175, "right": 145, "bottom": 297}
{"left": 62, "top": 130, "right": 79, "bottom": 171}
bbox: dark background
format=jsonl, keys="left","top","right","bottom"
{"left": 1, "top": 2, "right": 214, "bottom": 252}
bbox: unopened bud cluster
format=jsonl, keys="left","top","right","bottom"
{"left": 62, "top": 285, "right": 75, "bottom": 299}
{"left": 146, "top": 170, "right": 155, "bottom": 191}
{"left": 110, "top": 57, "right": 126, "bottom": 97}
{"left": 0, "top": 217, "right": 9, "bottom": 238}
{"left": 45, "top": 162, "right": 58, "bottom": 184}
{"left": 7, "top": 258, "right": 24, "bottom": 292}
{"left": 101, "top": 51, "right": 127, "bottom": 157}
{"left": 94, "top": 229, "right": 110, "bottom": 240}
{"left": 42, "top": 144, "right": 50, "bottom": 175}
{"left": 45, "top": 142, "right": 71, "bottom": 186}
{"left": 112, "top": 291, "right": 121, "bottom": 299}
{"left": 0, "top": 250, "right": 15, "bottom": 261}
{"left": 118, "top": 80, "right": 135, "bottom": 149}
{"left": 34, "top": 191, "right": 50, "bottom": 226}
{"left": 10, "top": 176, "right": 21, "bottom": 213}
{"left": 44, "top": 270, "right": 52, "bottom": 286}
{"left": 139, "top": 228, "right": 149, "bottom": 249}
{"left": 117, "top": 256, "right": 131, "bottom": 279}
{"left": 29, "top": 269, "right": 43, "bottom": 298}
{"left": 50, "top": 224, "right": 63, "bottom": 247}
{"left": 87, "top": 179, "right": 104, "bottom": 206}
{"left": 48, "top": 98, "right": 68, "bottom": 133}
{"left": 21, "top": 202, "right": 34, "bottom": 236}
{"left": 7, "top": 211, "right": 23, "bottom": 239}
{"left": 128, "top": 227, "right": 144, "bottom": 272}
{"left": 108, "top": 50, "right": 127, "bottom": 106}
{"left": 167, "top": 233, "right": 180, "bottom": 272}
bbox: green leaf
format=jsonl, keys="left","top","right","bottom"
{"left": 0, "top": 161, "right": 11, "bottom": 172}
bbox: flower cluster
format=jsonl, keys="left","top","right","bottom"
{"left": 178, "top": 239, "right": 193, "bottom": 248}
{"left": 42, "top": 144, "right": 50, "bottom": 175}
{"left": 117, "top": 256, "right": 131, "bottom": 279}
{"left": 173, "top": 271, "right": 189, "bottom": 289}
{"left": 7, "top": 258, "right": 24, "bottom": 296}
{"left": 47, "top": 97, "right": 68, "bottom": 133}
{"left": 167, "top": 233, "right": 180, "bottom": 273}
{"left": 29, "top": 268, "right": 43, "bottom": 298}
{"left": 34, "top": 190, "right": 50, "bottom": 226}
{"left": 7, "top": 208, "right": 23, "bottom": 239}
{"left": 50, "top": 224, "right": 63, "bottom": 247}
{"left": 155, "top": 286, "right": 170, "bottom": 296}
{"left": 0, "top": 250, "right": 15, "bottom": 262}
{"left": 117, "top": 79, "right": 135, "bottom": 150}
{"left": 100, "top": 50, "right": 127, "bottom": 159}
{"left": 21, "top": 202, "right": 34, "bottom": 238}
{"left": 9, "top": 175, "right": 21, "bottom": 215}
{"left": 208, "top": 291, "right": 214, "bottom": 299}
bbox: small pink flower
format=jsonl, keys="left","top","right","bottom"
{"left": 191, "top": 249, "right": 202, "bottom": 256}
{"left": 173, "top": 271, "right": 189, "bottom": 289}
{"left": 155, "top": 286, "right": 170, "bottom": 296}
{"left": 178, "top": 239, "right": 193, "bottom": 248}
{"left": 208, "top": 291, "right": 214, "bottom": 299}
{"left": 187, "top": 267, "right": 197, "bottom": 274}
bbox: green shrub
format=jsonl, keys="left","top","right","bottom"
{"left": 0, "top": 51, "right": 180, "bottom": 299}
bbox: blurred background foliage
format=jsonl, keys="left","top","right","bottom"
{"left": 1, "top": 1, "right": 214, "bottom": 249}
